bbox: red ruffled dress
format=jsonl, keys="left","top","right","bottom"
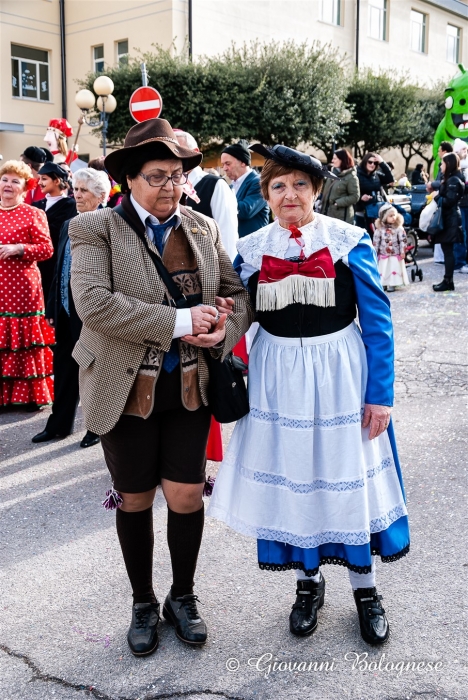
{"left": 0, "top": 204, "right": 55, "bottom": 406}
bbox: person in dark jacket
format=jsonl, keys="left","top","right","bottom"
{"left": 221, "top": 140, "right": 269, "bottom": 237}
{"left": 32, "top": 168, "right": 110, "bottom": 447}
{"left": 355, "top": 153, "right": 394, "bottom": 237}
{"left": 321, "top": 149, "right": 360, "bottom": 223}
{"left": 432, "top": 153, "right": 465, "bottom": 292}
{"left": 33, "top": 162, "right": 77, "bottom": 300}
{"left": 411, "top": 164, "right": 428, "bottom": 186}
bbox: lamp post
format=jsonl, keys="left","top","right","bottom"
{"left": 75, "top": 76, "right": 117, "bottom": 156}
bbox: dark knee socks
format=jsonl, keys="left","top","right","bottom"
{"left": 116, "top": 506, "right": 156, "bottom": 605}
{"left": 167, "top": 504, "right": 204, "bottom": 600}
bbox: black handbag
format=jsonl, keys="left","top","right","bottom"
{"left": 115, "top": 204, "right": 250, "bottom": 423}
{"left": 427, "top": 197, "right": 444, "bottom": 237}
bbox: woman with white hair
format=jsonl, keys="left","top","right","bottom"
{"left": 32, "top": 168, "right": 111, "bottom": 447}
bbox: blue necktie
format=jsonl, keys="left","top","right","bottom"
{"left": 146, "top": 215, "right": 178, "bottom": 255}
{"left": 146, "top": 215, "right": 180, "bottom": 372}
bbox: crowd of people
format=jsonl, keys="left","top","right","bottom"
{"left": 0, "top": 121, "right": 465, "bottom": 659}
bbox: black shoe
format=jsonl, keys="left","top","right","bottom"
{"left": 32, "top": 429, "right": 66, "bottom": 443}
{"left": 289, "top": 574, "right": 325, "bottom": 637}
{"left": 433, "top": 278, "right": 454, "bottom": 292}
{"left": 80, "top": 430, "right": 100, "bottom": 448}
{"left": 353, "top": 587, "right": 390, "bottom": 645}
{"left": 127, "top": 602, "right": 160, "bottom": 657}
{"left": 163, "top": 593, "right": 207, "bottom": 645}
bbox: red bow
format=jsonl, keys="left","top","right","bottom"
{"left": 259, "top": 247, "right": 336, "bottom": 284}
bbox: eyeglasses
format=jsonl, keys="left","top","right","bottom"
{"left": 139, "top": 172, "right": 188, "bottom": 188}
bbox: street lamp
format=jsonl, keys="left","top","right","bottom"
{"left": 75, "top": 76, "right": 117, "bottom": 156}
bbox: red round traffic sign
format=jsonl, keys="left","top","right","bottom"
{"left": 129, "top": 86, "right": 163, "bottom": 122}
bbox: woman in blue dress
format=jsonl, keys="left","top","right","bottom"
{"left": 208, "top": 144, "right": 410, "bottom": 645}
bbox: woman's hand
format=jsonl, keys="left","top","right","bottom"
{"left": 0, "top": 244, "right": 23, "bottom": 260}
{"left": 362, "top": 404, "right": 392, "bottom": 440}
{"left": 182, "top": 314, "right": 227, "bottom": 348}
{"left": 190, "top": 305, "right": 217, "bottom": 335}
{"left": 215, "top": 296, "right": 235, "bottom": 316}
{"left": 361, "top": 194, "right": 373, "bottom": 202}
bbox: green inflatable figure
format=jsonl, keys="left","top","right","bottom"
{"left": 433, "top": 63, "right": 468, "bottom": 175}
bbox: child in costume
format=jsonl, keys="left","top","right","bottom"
{"left": 373, "top": 204, "right": 409, "bottom": 292}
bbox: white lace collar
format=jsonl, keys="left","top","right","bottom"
{"left": 237, "top": 214, "right": 365, "bottom": 270}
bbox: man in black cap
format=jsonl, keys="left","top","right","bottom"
{"left": 221, "top": 140, "right": 269, "bottom": 238}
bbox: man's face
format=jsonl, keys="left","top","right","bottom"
{"left": 221, "top": 153, "right": 246, "bottom": 181}
{"left": 127, "top": 158, "right": 184, "bottom": 221}
{"left": 438, "top": 146, "right": 451, "bottom": 159}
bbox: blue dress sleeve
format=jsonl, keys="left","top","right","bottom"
{"left": 347, "top": 232, "right": 394, "bottom": 406}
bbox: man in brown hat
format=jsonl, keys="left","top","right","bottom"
{"left": 69, "top": 119, "right": 252, "bottom": 657}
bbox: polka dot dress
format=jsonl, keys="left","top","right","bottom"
{"left": 0, "top": 204, "right": 55, "bottom": 406}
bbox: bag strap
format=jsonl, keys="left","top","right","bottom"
{"left": 114, "top": 204, "right": 189, "bottom": 309}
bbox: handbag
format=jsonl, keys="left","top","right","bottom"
{"left": 427, "top": 197, "right": 444, "bottom": 238}
{"left": 115, "top": 203, "right": 250, "bottom": 423}
{"left": 419, "top": 197, "right": 437, "bottom": 232}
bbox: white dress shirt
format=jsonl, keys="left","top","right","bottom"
{"left": 231, "top": 167, "right": 252, "bottom": 195}
{"left": 45, "top": 193, "right": 66, "bottom": 211}
{"left": 130, "top": 194, "right": 192, "bottom": 338}
{"left": 189, "top": 166, "right": 239, "bottom": 261}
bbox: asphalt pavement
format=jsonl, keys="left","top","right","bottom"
{"left": 0, "top": 242, "right": 467, "bottom": 700}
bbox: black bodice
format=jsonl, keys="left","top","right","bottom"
{"left": 248, "top": 260, "right": 357, "bottom": 338}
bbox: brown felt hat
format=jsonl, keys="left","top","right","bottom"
{"left": 104, "top": 118, "right": 203, "bottom": 183}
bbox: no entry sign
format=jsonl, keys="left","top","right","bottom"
{"left": 129, "top": 86, "right": 163, "bottom": 122}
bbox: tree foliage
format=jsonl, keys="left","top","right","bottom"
{"left": 396, "top": 84, "right": 445, "bottom": 173}
{"left": 81, "top": 42, "right": 350, "bottom": 154}
{"left": 341, "top": 70, "right": 419, "bottom": 158}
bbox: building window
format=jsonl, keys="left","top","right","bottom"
{"left": 411, "top": 10, "right": 427, "bottom": 53}
{"left": 447, "top": 25, "right": 460, "bottom": 64}
{"left": 93, "top": 45, "right": 104, "bottom": 73}
{"left": 369, "top": 0, "right": 387, "bottom": 41}
{"left": 116, "top": 40, "right": 129, "bottom": 66}
{"left": 11, "top": 44, "right": 50, "bottom": 101}
{"left": 321, "top": 0, "right": 341, "bottom": 26}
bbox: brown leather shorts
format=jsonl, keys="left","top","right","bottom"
{"left": 100, "top": 369, "right": 211, "bottom": 493}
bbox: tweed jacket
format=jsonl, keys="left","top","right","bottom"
{"left": 69, "top": 204, "right": 253, "bottom": 435}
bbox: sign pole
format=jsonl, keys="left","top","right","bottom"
{"left": 141, "top": 63, "right": 148, "bottom": 87}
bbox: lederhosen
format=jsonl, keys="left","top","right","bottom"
{"left": 100, "top": 214, "right": 211, "bottom": 493}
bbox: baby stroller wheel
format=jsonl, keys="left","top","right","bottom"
{"left": 411, "top": 269, "right": 416, "bottom": 282}
{"left": 418, "top": 269, "right": 423, "bottom": 281}
{"left": 406, "top": 229, "right": 418, "bottom": 254}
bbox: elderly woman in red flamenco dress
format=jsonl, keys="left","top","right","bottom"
{"left": 0, "top": 160, "right": 54, "bottom": 409}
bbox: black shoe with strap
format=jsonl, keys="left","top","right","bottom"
{"left": 353, "top": 587, "right": 389, "bottom": 645}
{"left": 289, "top": 574, "right": 325, "bottom": 637}
{"left": 163, "top": 593, "right": 207, "bottom": 645}
{"left": 433, "top": 278, "right": 454, "bottom": 292}
{"left": 127, "top": 601, "right": 160, "bottom": 656}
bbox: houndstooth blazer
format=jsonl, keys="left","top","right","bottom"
{"left": 69, "top": 204, "right": 253, "bottom": 435}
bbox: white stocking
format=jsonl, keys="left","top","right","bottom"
{"left": 348, "top": 557, "right": 376, "bottom": 590}
{"left": 295, "top": 568, "right": 321, "bottom": 583}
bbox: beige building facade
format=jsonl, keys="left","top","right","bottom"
{"left": 1, "top": 0, "right": 467, "bottom": 164}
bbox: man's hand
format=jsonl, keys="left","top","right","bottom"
{"left": 190, "top": 305, "right": 217, "bottom": 335}
{"left": 215, "top": 296, "right": 235, "bottom": 316}
{"left": 0, "top": 244, "right": 23, "bottom": 260}
{"left": 361, "top": 194, "right": 373, "bottom": 202}
{"left": 182, "top": 314, "right": 227, "bottom": 348}
{"left": 362, "top": 404, "right": 392, "bottom": 440}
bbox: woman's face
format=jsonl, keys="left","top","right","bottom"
{"left": 331, "top": 153, "right": 342, "bottom": 169}
{"left": 267, "top": 170, "right": 315, "bottom": 227}
{"left": 39, "top": 173, "right": 62, "bottom": 196}
{"left": 128, "top": 158, "right": 184, "bottom": 221}
{"left": 0, "top": 172, "right": 26, "bottom": 205}
{"left": 74, "top": 181, "right": 104, "bottom": 213}
{"left": 365, "top": 157, "right": 378, "bottom": 174}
